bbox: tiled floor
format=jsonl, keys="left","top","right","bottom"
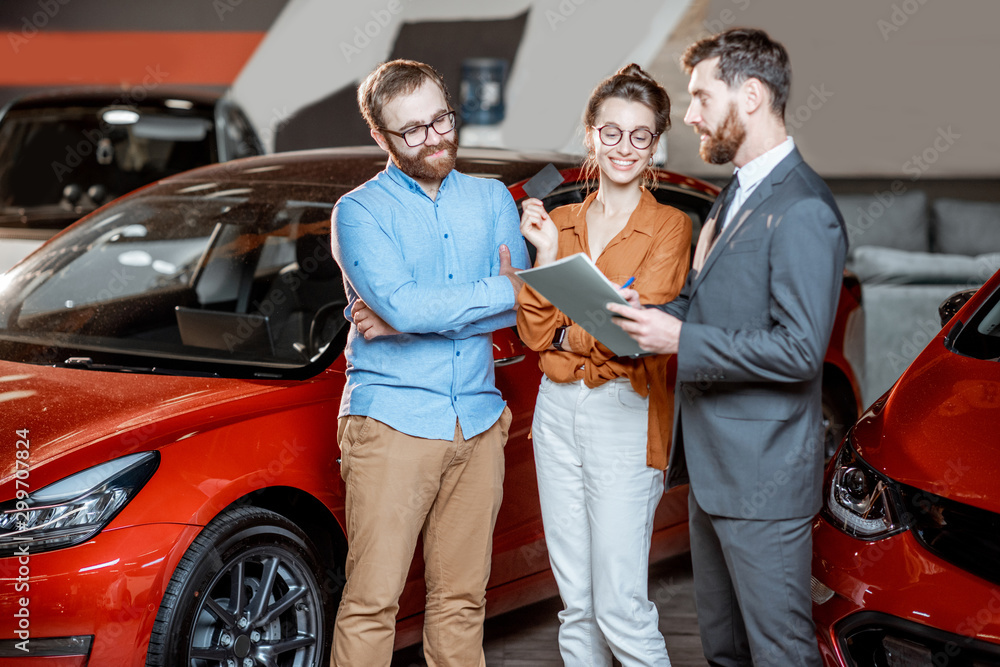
{"left": 391, "top": 552, "right": 709, "bottom": 666}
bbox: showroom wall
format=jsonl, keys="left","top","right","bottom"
{"left": 0, "top": 0, "right": 287, "bottom": 105}
{"left": 232, "top": 0, "right": 686, "bottom": 157}
{"left": 230, "top": 0, "right": 998, "bottom": 185}
{"left": 680, "top": 0, "right": 998, "bottom": 181}
{"left": 1, "top": 0, "right": 996, "bottom": 191}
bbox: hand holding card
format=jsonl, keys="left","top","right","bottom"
{"left": 521, "top": 163, "right": 565, "bottom": 200}
{"left": 520, "top": 198, "right": 559, "bottom": 265}
{"left": 519, "top": 164, "right": 565, "bottom": 266}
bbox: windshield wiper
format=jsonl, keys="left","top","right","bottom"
{"left": 59, "top": 356, "right": 219, "bottom": 377}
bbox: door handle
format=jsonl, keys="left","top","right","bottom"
{"left": 494, "top": 354, "right": 525, "bottom": 367}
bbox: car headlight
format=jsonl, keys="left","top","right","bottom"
{"left": 823, "top": 437, "right": 908, "bottom": 539}
{"left": 0, "top": 452, "right": 158, "bottom": 557}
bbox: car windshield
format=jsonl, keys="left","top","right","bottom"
{"left": 0, "top": 180, "right": 350, "bottom": 378}
{"left": 948, "top": 282, "right": 1000, "bottom": 361}
{"left": 0, "top": 106, "right": 216, "bottom": 225}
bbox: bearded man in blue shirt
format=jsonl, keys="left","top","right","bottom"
{"left": 329, "top": 59, "right": 529, "bottom": 666}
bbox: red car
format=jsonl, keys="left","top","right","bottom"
{"left": 0, "top": 147, "right": 860, "bottom": 665}
{"left": 812, "top": 271, "right": 1000, "bottom": 665}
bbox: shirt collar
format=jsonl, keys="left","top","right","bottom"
{"left": 628, "top": 187, "right": 660, "bottom": 237}
{"left": 734, "top": 136, "right": 795, "bottom": 192}
{"left": 385, "top": 159, "right": 454, "bottom": 198}
{"left": 571, "top": 187, "right": 659, "bottom": 239}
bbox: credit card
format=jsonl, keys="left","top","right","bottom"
{"left": 521, "top": 163, "right": 565, "bottom": 201}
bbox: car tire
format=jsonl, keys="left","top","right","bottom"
{"left": 822, "top": 383, "right": 857, "bottom": 464}
{"left": 146, "top": 506, "right": 330, "bottom": 666}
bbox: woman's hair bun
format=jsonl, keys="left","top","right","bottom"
{"left": 616, "top": 63, "right": 652, "bottom": 80}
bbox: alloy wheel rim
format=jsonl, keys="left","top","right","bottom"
{"left": 187, "top": 544, "right": 321, "bottom": 667}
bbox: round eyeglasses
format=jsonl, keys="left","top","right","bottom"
{"left": 380, "top": 111, "right": 456, "bottom": 148}
{"left": 593, "top": 124, "right": 658, "bottom": 150}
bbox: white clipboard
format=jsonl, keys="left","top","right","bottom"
{"left": 518, "top": 253, "right": 647, "bottom": 358}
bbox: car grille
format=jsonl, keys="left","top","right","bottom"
{"left": 837, "top": 611, "right": 1000, "bottom": 667}
{"left": 900, "top": 484, "right": 1000, "bottom": 586}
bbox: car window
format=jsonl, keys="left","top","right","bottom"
{"left": 647, "top": 183, "right": 712, "bottom": 244}
{"left": 540, "top": 185, "right": 586, "bottom": 210}
{"left": 0, "top": 107, "right": 216, "bottom": 227}
{"left": 0, "top": 180, "right": 349, "bottom": 378}
{"left": 949, "top": 284, "right": 1000, "bottom": 360}
{"left": 517, "top": 181, "right": 714, "bottom": 264}
{"left": 220, "top": 103, "right": 264, "bottom": 160}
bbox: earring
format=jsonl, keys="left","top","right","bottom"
{"left": 648, "top": 156, "right": 654, "bottom": 166}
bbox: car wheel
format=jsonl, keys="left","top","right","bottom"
{"left": 146, "top": 506, "right": 329, "bottom": 666}
{"left": 821, "top": 384, "right": 856, "bottom": 464}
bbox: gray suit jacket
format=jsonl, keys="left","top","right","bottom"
{"left": 655, "top": 147, "right": 847, "bottom": 520}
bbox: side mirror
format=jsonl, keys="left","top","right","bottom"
{"left": 939, "top": 288, "right": 978, "bottom": 327}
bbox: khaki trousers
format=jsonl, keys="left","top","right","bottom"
{"left": 331, "top": 408, "right": 510, "bottom": 666}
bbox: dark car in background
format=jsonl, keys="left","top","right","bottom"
{"left": 0, "top": 147, "right": 861, "bottom": 665}
{"left": 812, "top": 273, "right": 1000, "bottom": 666}
{"left": 0, "top": 87, "right": 263, "bottom": 272}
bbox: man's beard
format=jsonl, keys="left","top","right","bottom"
{"left": 387, "top": 136, "right": 458, "bottom": 181}
{"left": 698, "top": 102, "right": 746, "bottom": 165}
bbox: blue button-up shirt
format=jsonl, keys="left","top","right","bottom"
{"left": 331, "top": 161, "right": 529, "bottom": 440}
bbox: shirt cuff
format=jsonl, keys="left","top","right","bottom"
{"left": 487, "top": 274, "right": 517, "bottom": 310}
{"left": 566, "top": 324, "right": 588, "bottom": 355}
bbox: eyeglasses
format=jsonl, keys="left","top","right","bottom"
{"left": 380, "top": 111, "right": 456, "bottom": 148}
{"left": 593, "top": 124, "right": 658, "bottom": 150}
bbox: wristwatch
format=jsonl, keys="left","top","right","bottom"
{"left": 552, "top": 325, "right": 568, "bottom": 351}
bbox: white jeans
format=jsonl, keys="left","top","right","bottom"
{"left": 532, "top": 375, "right": 671, "bottom": 667}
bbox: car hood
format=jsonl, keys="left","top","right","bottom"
{"left": 0, "top": 208, "right": 81, "bottom": 238}
{"left": 855, "top": 337, "right": 1000, "bottom": 514}
{"left": 0, "top": 359, "right": 308, "bottom": 494}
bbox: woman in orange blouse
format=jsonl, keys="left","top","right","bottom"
{"left": 517, "top": 64, "right": 691, "bottom": 666}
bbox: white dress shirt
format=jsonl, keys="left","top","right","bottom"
{"left": 720, "top": 136, "right": 796, "bottom": 231}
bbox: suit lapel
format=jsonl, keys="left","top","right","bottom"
{"left": 690, "top": 148, "right": 805, "bottom": 296}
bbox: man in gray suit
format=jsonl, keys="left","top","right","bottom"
{"left": 608, "top": 28, "right": 846, "bottom": 667}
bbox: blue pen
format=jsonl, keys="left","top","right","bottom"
{"left": 620, "top": 276, "right": 636, "bottom": 290}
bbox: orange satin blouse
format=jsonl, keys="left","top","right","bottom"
{"left": 516, "top": 188, "right": 692, "bottom": 469}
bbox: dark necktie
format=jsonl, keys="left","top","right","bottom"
{"left": 711, "top": 175, "right": 739, "bottom": 242}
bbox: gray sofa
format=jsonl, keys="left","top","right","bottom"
{"left": 836, "top": 191, "right": 1000, "bottom": 406}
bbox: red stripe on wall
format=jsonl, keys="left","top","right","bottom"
{"left": 0, "top": 32, "right": 265, "bottom": 86}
